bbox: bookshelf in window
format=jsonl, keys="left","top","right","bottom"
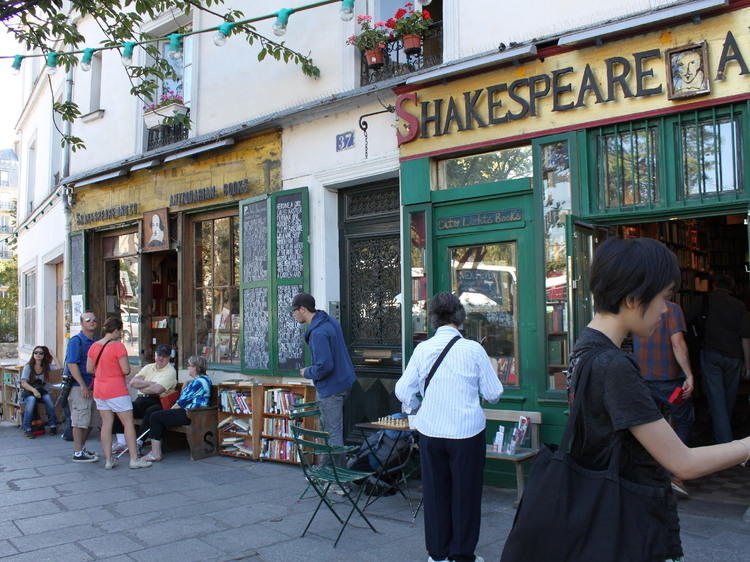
{"left": 260, "top": 383, "right": 317, "bottom": 465}
{"left": 217, "top": 382, "right": 262, "bottom": 460}
{"left": 1, "top": 366, "right": 22, "bottom": 425}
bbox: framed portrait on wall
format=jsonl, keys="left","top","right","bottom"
{"left": 665, "top": 42, "right": 710, "bottom": 100}
{"left": 143, "top": 208, "right": 169, "bottom": 253}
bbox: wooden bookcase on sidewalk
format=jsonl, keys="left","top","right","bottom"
{"left": 217, "top": 382, "right": 262, "bottom": 460}
{"left": 1, "top": 366, "right": 22, "bottom": 425}
{"left": 260, "top": 383, "right": 317, "bottom": 465}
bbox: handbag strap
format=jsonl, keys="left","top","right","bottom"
{"left": 424, "top": 335, "right": 461, "bottom": 395}
{"left": 94, "top": 339, "right": 113, "bottom": 372}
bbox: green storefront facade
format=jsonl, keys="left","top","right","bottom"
{"left": 396, "top": 3, "right": 750, "bottom": 485}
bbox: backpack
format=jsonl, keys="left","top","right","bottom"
{"left": 347, "top": 429, "right": 414, "bottom": 496}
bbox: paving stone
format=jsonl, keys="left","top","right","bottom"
{"left": 0, "top": 500, "right": 61, "bottom": 523}
{"left": 1, "top": 542, "right": 93, "bottom": 561}
{"left": 112, "top": 492, "right": 196, "bottom": 517}
{"left": 13, "top": 505, "right": 108, "bottom": 534}
{"left": 128, "top": 538, "right": 224, "bottom": 562}
{"left": 201, "top": 526, "right": 291, "bottom": 554}
{"left": 0, "top": 487, "right": 58, "bottom": 507}
{"left": 0, "top": 522, "right": 21, "bottom": 540}
{"left": 9, "top": 523, "right": 102, "bottom": 552}
{"left": 0, "top": 539, "right": 19, "bottom": 557}
{"left": 57, "top": 486, "right": 141, "bottom": 510}
{"left": 97, "top": 512, "right": 163, "bottom": 534}
{"left": 131, "top": 516, "right": 226, "bottom": 545}
{"left": 79, "top": 533, "right": 144, "bottom": 558}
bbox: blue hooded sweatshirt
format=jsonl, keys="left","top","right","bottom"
{"left": 303, "top": 310, "right": 356, "bottom": 398}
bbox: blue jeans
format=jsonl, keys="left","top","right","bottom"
{"left": 23, "top": 392, "right": 58, "bottom": 432}
{"left": 700, "top": 349, "right": 743, "bottom": 443}
{"left": 645, "top": 379, "right": 694, "bottom": 444}
{"left": 318, "top": 390, "right": 348, "bottom": 466}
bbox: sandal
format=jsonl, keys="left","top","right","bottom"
{"left": 140, "top": 453, "right": 162, "bottom": 462}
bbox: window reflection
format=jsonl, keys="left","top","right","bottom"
{"left": 542, "top": 142, "right": 571, "bottom": 391}
{"left": 450, "top": 243, "right": 519, "bottom": 387}
{"left": 681, "top": 116, "right": 741, "bottom": 196}
{"left": 437, "top": 146, "right": 532, "bottom": 190}
{"left": 193, "top": 216, "right": 240, "bottom": 364}
{"left": 599, "top": 127, "right": 658, "bottom": 208}
{"left": 104, "top": 254, "right": 139, "bottom": 358}
{"left": 410, "top": 212, "right": 428, "bottom": 349}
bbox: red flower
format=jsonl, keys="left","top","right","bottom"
{"left": 405, "top": 2, "right": 413, "bottom": 6}
{"left": 385, "top": 18, "right": 396, "bottom": 29}
{"left": 422, "top": 9, "right": 431, "bottom": 19}
{"left": 375, "top": 21, "right": 385, "bottom": 27}
{"left": 395, "top": 8, "right": 406, "bottom": 19}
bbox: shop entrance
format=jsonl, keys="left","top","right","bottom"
{"left": 144, "top": 252, "right": 179, "bottom": 366}
{"left": 577, "top": 213, "right": 750, "bottom": 504}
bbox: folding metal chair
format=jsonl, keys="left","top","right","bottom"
{"left": 116, "top": 428, "right": 150, "bottom": 459}
{"left": 291, "top": 424, "right": 378, "bottom": 547}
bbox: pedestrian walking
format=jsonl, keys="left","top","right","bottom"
{"left": 396, "top": 292, "right": 503, "bottom": 562}
{"left": 65, "top": 312, "right": 99, "bottom": 462}
{"left": 501, "top": 238, "right": 750, "bottom": 562}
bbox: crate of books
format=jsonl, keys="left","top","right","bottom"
{"left": 260, "top": 383, "right": 316, "bottom": 465}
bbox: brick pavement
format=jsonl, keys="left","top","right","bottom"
{"left": 1, "top": 422, "right": 749, "bottom": 561}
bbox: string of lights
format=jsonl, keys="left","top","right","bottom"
{"left": 2, "top": 0, "right": 358, "bottom": 74}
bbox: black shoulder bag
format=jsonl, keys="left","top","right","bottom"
{"left": 500, "top": 350, "right": 672, "bottom": 562}
{"left": 409, "top": 335, "right": 461, "bottom": 414}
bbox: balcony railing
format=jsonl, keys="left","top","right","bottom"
{"left": 0, "top": 250, "right": 13, "bottom": 259}
{"left": 147, "top": 121, "right": 189, "bottom": 152}
{"left": 360, "top": 21, "right": 443, "bottom": 87}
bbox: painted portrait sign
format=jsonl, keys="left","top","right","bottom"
{"left": 666, "top": 42, "right": 711, "bottom": 100}
{"left": 142, "top": 208, "right": 169, "bottom": 253}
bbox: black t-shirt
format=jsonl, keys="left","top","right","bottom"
{"left": 569, "top": 327, "right": 682, "bottom": 558}
{"left": 688, "top": 290, "right": 750, "bottom": 359}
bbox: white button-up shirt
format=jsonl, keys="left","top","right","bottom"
{"left": 395, "top": 325, "right": 503, "bottom": 439}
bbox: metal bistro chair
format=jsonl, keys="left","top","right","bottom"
{"left": 290, "top": 423, "right": 378, "bottom": 547}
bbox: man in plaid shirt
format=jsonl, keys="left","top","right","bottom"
{"left": 632, "top": 300, "right": 695, "bottom": 496}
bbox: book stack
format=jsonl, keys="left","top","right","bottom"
{"left": 263, "top": 388, "right": 305, "bottom": 415}
{"left": 260, "top": 438, "right": 298, "bottom": 462}
{"left": 263, "top": 417, "right": 301, "bottom": 438}
{"left": 220, "top": 436, "right": 253, "bottom": 457}
{"left": 220, "top": 390, "right": 253, "bottom": 414}
{"left": 218, "top": 416, "right": 251, "bottom": 435}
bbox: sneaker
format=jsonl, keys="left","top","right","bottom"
{"left": 671, "top": 477, "right": 689, "bottom": 498}
{"left": 47, "top": 426, "right": 57, "bottom": 435}
{"left": 427, "top": 557, "right": 448, "bottom": 562}
{"left": 72, "top": 450, "right": 99, "bottom": 463}
{"left": 129, "top": 458, "right": 152, "bottom": 469}
{"left": 82, "top": 447, "right": 99, "bottom": 460}
{"left": 111, "top": 443, "right": 128, "bottom": 455}
{"left": 104, "top": 458, "right": 117, "bottom": 470}
{"left": 24, "top": 430, "right": 35, "bottom": 439}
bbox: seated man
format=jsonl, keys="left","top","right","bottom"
{"left": 112, "top": 344, "right": 177, "bottom": 452}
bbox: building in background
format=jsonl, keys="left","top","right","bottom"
{"left": 0, "top": 149, "right": 17, "bottom": 262}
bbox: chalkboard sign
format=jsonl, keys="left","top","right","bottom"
{"left": 242, "top": 200, "right": 268, "bottom": 283}
{"left": 70, "top": 234, "right": 84, "bottom": 296}
{"left": 275, "top": 193, "right": 304, "bottom": 279}
{"left": 277, "top": 284, "right": 306, "bottom": 370}
{"left": 243, "top": 287, "right": 270, "bottom": 369}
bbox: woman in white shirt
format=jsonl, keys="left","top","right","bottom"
{"left": 396, "top": 292, "right": 503, "bottom": 562}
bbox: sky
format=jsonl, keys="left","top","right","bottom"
{"left": 0, "top": 30, "right": 24, "bottom": 151}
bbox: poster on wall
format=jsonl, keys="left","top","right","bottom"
{"left": 143, "top": 208, "right": 169, "bottom": 253}
{"left": 71, "top": 295, "right": 83, "bottom": 321}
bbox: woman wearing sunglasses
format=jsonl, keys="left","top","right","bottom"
{"left": 21, "top": 346, "right": 60, "bottom": 438}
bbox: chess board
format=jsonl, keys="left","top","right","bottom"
{"left": 371, "top": 416, "right": 411, "bottom": 430}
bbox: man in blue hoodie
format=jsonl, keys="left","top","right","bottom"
{"left": 292, "top": 293, "right": 356, "bottom": 465}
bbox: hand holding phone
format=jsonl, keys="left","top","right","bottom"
{"left": 668, "top": 386, "right": 686, "bottom": 406}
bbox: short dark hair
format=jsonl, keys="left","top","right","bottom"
{"left": 103, "top": 316, "right": 123, "bottom": 334}
{"left": 590, "top": 237, "right": 680, "bottom": 314}
{"left": 713, "top": 274, "right": 735, "bottom": 292}
{"left": 155, "top": 344, "right": 172, "bottom": 357}
{"left": 429, "top": 292, "right": 466, "bottom": 328}
{"left": 291, "top": 293, "right": 316, "bottom": 313}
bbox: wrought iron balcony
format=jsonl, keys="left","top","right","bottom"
{"left": 146, "top": 120, "right": 189, "bottom": 152}
{"left": 360, "top": 21, "right": 443, "bottom": 87}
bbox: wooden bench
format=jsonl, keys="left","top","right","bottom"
{"left": 483, "top": 409, "right": 543, "bottom": 505}
{"left": 134, "top": 386, "right": 219, "bottom": 461}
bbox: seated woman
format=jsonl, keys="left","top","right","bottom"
{"left": 21, "top": 346, "right": 60, "bottom": 438}
{"left": 142, "top": 355, "right": 211, "bottom": 461}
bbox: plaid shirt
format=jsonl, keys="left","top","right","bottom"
{"left": 632, "top": 302, "right": 686, "bottom": 381}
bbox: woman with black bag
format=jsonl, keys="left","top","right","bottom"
{"left": 501, "top": 238, "right": 750, "bottom": 562}
{"left": 20, "top": 346, "right": 60, "bottom": 438}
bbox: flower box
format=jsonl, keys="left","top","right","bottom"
{"left": 364, "top": 48, "right": 385, "bottom": 68}
{"left": 143, "top": 103, "right": 188, "bottom": 130}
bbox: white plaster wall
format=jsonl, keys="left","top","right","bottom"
{"left": 15, "top": 201, "right": 65, "bottom": 362}
{"left": 281, "top": 95, "right": 400, "bottom": 309}
{"left": 448, "top": 0, "right": 688, "bottom": 59}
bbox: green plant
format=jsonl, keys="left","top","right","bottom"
{"left": 388, "top": 4, "right": 433, "bottom": 38}
{"left": 143, "top": 91, "right": 184, "bottom": 112}
{"left": 346, "top": 15, "right": 389, "bottom": 51}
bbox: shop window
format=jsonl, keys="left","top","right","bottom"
{"left": 596, "top": 124, "right": 659, "bottom": 209}
{"left": 23, "top": 269, "right": 36, "bottom": 345}
{"left": 678, "top": 114, "right": 742, "bottom": 197}
{"left": 194, "top": 215, "right": 240, "bottom": 365}
{"left": 436, "top": 145, "right": 532, "bottom": 190}
{"left": 541, "top": 142, "right": 572, "bottom": 391}
{"left": 103, "top": 232, "right": 140, "bottom": 357}
{"left": 451, "top": 243, "right": 519, "bottom": 388}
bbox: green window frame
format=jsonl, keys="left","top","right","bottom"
{"left": 239, "top": 188, "right": 310, "bottom": 375}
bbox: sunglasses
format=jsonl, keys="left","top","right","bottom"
{"left": 33, "top": 351, "right": 45, "bottom": 355}
{"left": 82, "top": 317, "right": 97, "bottom": 322}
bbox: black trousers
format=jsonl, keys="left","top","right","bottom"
{"left": 149, "top": 408, "right": 190, "bottom": 440}
{"left": 112, "top": 396, "right": 161, "bottom": 435}
{"left": 419, "top": 429, "right": 486, "bottom": 562}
